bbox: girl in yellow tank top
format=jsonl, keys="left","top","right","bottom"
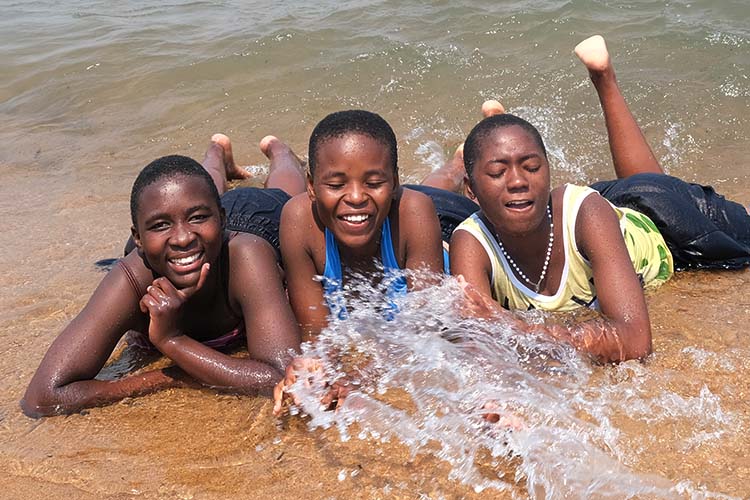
{"left": 449, "top": 35, "right": 685, "bottom": 363}
{"left": 455, "top": 184, "right": 673, "bottom": 312}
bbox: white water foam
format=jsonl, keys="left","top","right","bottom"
{"left": 283, "top": 273, "right": 740, "bottom": 499}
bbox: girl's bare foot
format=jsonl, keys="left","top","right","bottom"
{"left": 210, "top": 133, "right": 251, "bottom": 180}
{"left": 481, "top": 99, "right": 506, "bottom": 118}
{"left": 574, "top": 35, "right": 612, "bottom": 75}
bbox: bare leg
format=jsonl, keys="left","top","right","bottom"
{"left": 203, "top": 134, "right": 252, "bottom": 195}
{"left": 420, "top": 144, "right": 467, "bottom": 193}
{"left": 259, "top": 135, "right": 307, "bottom": 196}
{"left": 575, "top": 35, "right": 663, "bottom": 178}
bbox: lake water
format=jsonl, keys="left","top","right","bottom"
{"left": 1, "top": 1, "right": 748, "bottom": 498}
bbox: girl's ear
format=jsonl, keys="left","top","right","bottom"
{"left": 464, "top": 175, "right": 477, "bottom": 201}
{"left": 306, "top": 172, "right": 316, "bottom": 202}
{"left": 130, "top": 225, "right": 143, "bottom": 249}
{"left": 389, "top": 167, "right": 400, "bottom": 199}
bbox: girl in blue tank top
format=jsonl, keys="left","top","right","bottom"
{"left": 279, "top": 109, "right": 475, "bottom": 337}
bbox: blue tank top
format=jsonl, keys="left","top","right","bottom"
{"left": 322, "top": 217, "right": 407, "bottom": 319}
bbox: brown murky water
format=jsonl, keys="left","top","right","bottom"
{"left": 1, "top": 1, "right": 748, "bottom": 498}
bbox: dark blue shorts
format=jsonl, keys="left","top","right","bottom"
{"left": 591, "top": 173, "right": 750, "bottom": 270}
{"left": 404, "top": 184, "right": 479, "bottom": 243}
{"left": 220, "top": 187, "right": 291, "bottom": 255}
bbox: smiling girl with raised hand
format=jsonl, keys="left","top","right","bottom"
{"left": 451, "top": 35, "right": 750, "bottom": 363}
{"left": 22, "top": 135, "right": 304, "bottom": 417}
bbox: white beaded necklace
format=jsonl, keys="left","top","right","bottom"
{"left": 495, "top": 204, "right": 554, "bottom": 293}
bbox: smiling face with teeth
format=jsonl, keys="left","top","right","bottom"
{"left": 308, "top": 132, "right": 398, "bottom": 257}
{"left": 467, "top": 125, "right": 551, "bottom": 238}
{"left": 131, "top": 174, "right": 224, "bottom": 289}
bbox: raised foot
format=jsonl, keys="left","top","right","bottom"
{"left": 481, "top": 99, "right": 506, "bottom": 118}
{"left": 259, "top": 135, "right": 281, "bottom": 158}
{"left": 574, "top": 35, "right": 612, "bottom": 74}
{"left": 210, "top": 133, "right": 251, "bottom": 180}
{"left": 259, "top": 135, "right": 306, "bottom": 167}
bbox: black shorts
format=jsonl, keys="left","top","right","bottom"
{"left": 404, "top": 184, "right": 479, "bottom": 243}
{"left": 591, "top": 173, "right": 750, "bottom": 270}
{"left": 220, "top": 187, "right": 291, "bottom": 255}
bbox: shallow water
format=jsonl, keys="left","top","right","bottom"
{"left": 1, "top": 1, "right": 749, "bottom": 498}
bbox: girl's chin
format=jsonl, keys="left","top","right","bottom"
{"left": 163, "top": 271, "right": 202, "bottom": 290}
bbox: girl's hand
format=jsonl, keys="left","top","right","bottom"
{"left": 139, "top": 263, "right": 210, "bottom": 348}
{"left": 273, "top": 357, "right": 322, "bottom": 416}
{"left": 481, "top": 401, "right": 525, "bottom": 430}
{"left": 457, "top": 275, "right": 505, "bottom": 319}
{"left": 273, "top": 357, "right": 349, "bottom": 416}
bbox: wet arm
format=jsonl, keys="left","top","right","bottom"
{"left": 280, "top": 198, "right": 329, "bottom": 337}
{"left": 401, "top": 190, "right": 445, "bottom": 289}
{"left": 449, "top": 227, "right": 497, "bottom": 317}
{"left": 21, "top": 263, "right": 185, "bottom": 418}
{"left": 561, "top": 193, "right": 652, "bottom": 361}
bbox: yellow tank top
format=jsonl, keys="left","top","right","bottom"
{"left": 454, "top": 184, "right": 673, "bottom": 312}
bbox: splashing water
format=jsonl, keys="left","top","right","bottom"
{"left": 415, "top": 140, "right": 446, "bottom": 173}
{"left": 283, "top": 274, "right": 740, "bottom": 499}
{"left": 512, "top": 105, "right": 596, "bottom": 184}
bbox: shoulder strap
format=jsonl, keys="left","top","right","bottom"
{"left": 116, "top": 259, "right": 147, "bottom": 302}
{"left": 454, "top": 213, "right": 502, "bottom": 285}
{"left": 380, "top": 217, "right": 407, "bottom": 298}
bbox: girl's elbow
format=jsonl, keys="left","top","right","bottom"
{"left": 21, "top": 376, "right": 79, "bottom": 418}
{"left": 619, "top": 327, "right": 653, "bottom": 362}
{"left": 20, "top": 387, "right": 58, "bottom": 418}
{"left": 630, "top": 336, "right": 653, "bottom": 361}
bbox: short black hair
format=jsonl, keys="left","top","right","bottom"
{"left": 463, "top": 114, "right": 547, "bottom": 179}
{"left": 130, "top": 155, "right": 220, "bottom": 226}
{"left": 308, "top": 109, "right": 398, "bottom": 177}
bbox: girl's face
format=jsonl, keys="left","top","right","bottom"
{"left": 132, "top": 174, "right": 224, "bottom": 289}
{"left": 308, "top": 133, "right": 398, "bottom": 256}
{"left": 467, "top": 125, "right": 551, "bottom": 237}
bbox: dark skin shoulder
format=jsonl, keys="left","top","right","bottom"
{"left": 225, "top": 233, "right": 301, "bottom": 373}
{"left": 280, "top": 193, "right": 329, "bottom": 338}
{"left": 571, "top": 190, "right": 652, "bottom": 361}
{"left": 449, "top": 221, "right": 494, "bottom": 297}
{"left": 394, "top": 186, "right": 444, "bottom": 285}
